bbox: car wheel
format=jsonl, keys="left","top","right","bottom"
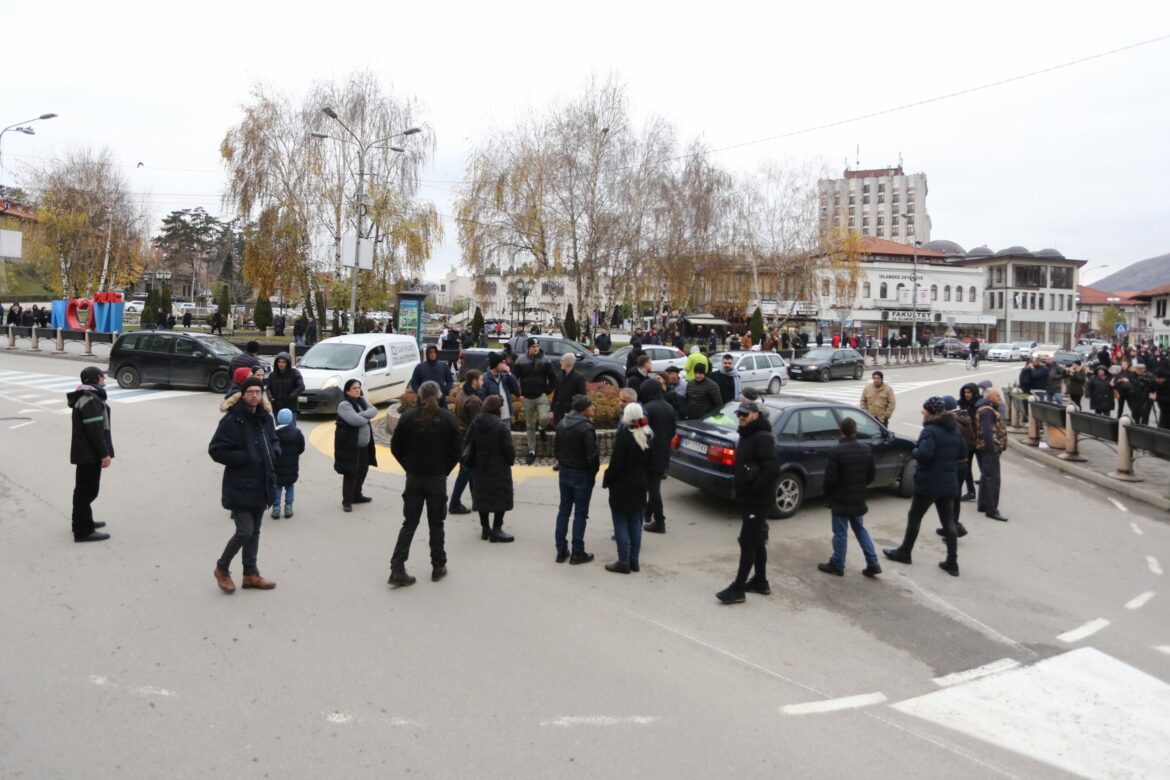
{"left": 597, "top": 373, "right": 621, "bottom": 389}
{"left": 116, "top": 366, "right": 140, "bottom": 389}
{"left": 767, "top": 376, "right": 782, "bottom": 395}
{"left": 769, "top": 473, "right": 804, "bottom": 519}
{"left": 208, "top": 370, "right": 230, "bottom": 394}
{"left": 819, "top": 368, "right": 831, "bottom": 382}
{"left": 897, "top": 460, "right": 916, "bottom": 498}
{"left": 853, "top": 365, "right": 863, "bottom": 380}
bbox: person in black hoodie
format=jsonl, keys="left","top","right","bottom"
{"left": 68, "top": 366, "right": 115, "bottom": 542}
{"left": 883, "top": 397, "right": 965, "bottom": 576}
{"left": 466, "top": 395, "right": 516, "bottom": 543}
{"left": 816, "top": 416, "right": 880, "bottom": 577}
{"left": 716, "top": 401, "right": 780, "bottom": 604}
{"left": 638, "top": 380, "right": 677, "bottom": 533}
{"left": 209, "top": 377, "right": 280, "bottom": 593}
{"left": 389, "top": 381, "right": 463, "bottom": 586}
{"left": 409, "top": 345, "right": 454, "bottom": 408}
{"left": 266, "top": 352, "right": 305, "bottom": 417}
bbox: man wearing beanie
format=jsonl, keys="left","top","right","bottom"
{"left": 209, "top": 376, "right": 281, "bottom": 593}
{"left": 67, "top": 366, "right": 115, "bottom": 542}
{"left": 409, "top": 344, "right": 454, "bottom": 408}
{"left": 883, "top": 396, "right": 965, "bottom": 576}
{"left": 228, "top": 340, "right": 264, "bottom": 376}
{"left": 553, "top": 394, "right": 600, "bottom": 564}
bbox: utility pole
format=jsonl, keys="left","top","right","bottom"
{"left": 910, "top": 239, "right": 920, "bottom": 345}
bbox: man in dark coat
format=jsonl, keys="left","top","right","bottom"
{"left": 551, "top": 353, "right": 586, "bottom": 423}
{"left": 228, "top": 340, "right": 264, "bottom": 376}
{"left": 817, "top": 416, "right": 880, "bottom": 576}
{"left": 409, "top": 344, "right": 454, "bottom": 408}
{"left": 716, "top": 401, "right": 780, "bottom": 603}
{"left": 68, "top": 366, "right": 115, "bottom": 542}
{"left": 625, "top": 353, "right": 652, "bottom": 395}
{"left": 466, "top": 395, "right": 516, "bottom": 542}
{"left": 638, "top": 380, "right": 676, "bottom": 534}
{"left": 625, "top": 339, "right": 646, "bottom": 371}
{"left": 389, "top": 381, "right": 462, "bottom": 586}
{"left": 685, "top": 363, "right": 724, "bottom": 420}
{"left": 554, "top": 394, "right": 600, "bottom": 563}
{"left": 266, "top": 352, "right": 304, "bottom": 416}
{"left": 182, "top": 311, "right": 192, "bottom": 329}
{"left": 710, "top": 353, "right": 742, "bottom": 404}
{"left": 209, "top": 377, "right": 280, "bottom": 593}
{"left": 594, "top": 328, "right": 612, "bottom": 353}
{"left": 974, "top": 388, "right": 1008, "bottom": 522}
{"left": 513, "top": 337, "right": 556, "bottom": 464}
{"left": 883, "top": 397, "right": 966, "bottom": 576}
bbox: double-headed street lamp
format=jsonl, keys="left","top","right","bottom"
{"left": 0, "top": 112, "right": 58, "bottom": 183}
{"left": 313, "top": 107, "right": 420, "bottom": 333}
{"left": 901, "top": 213, "right": 922, "bottom": 344}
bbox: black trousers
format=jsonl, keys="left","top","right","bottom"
{"left": 72, "top": 463, "right": 102, "bottom": 536}
{"left": 900, "top": 493, "right": 957, "bottom": 562}
{"left": 1131, "top": 395, "right": 1152, "bottom": 425}
{"left": 392, "top": 474, "right": 448, "bottom": 566}
{"left": 644, "top": 471, "right": 665, "bottom": 524}
{"left": 342, "top": 448, "right": 370, "bottom": 505}
{"left": 732, "top": 508, "right": 769, "bottom": 587}
{"left": 977, "top": 449, "right": 1001, "bottom": 514}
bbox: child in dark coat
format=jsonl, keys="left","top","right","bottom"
{"left": 273, "top": 408, "right": 305, "bottom": 518}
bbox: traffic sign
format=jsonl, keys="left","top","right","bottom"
{"left": 1115, "top": 322, "right": 1129, "bottom": 335}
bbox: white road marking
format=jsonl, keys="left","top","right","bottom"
{"left": 1062, "top": 474, "right": 1076, "bottom": 480}
{"left": 542, "top": 715, "right": 657, "bottom": 726}
{"left": 1057, "top": 618, "right": 1111, "bottom": 644}
{"left": 932, "top": 659, "right": 1021, "bottom": 688}
{"left": 893, "top": 647, "right": 1170, "bottom": 780}
{"left": 115, "top": 389, "right": 193, "bottom": 404}
{"left": 1107, "top": 497, "right": 1128, "bottom": 513}
{"left": 16, "top": 408, "right": 43, "bottom": 413}
{"left": 1149, "top": 556, "right": 1163, "bottom": 576}
{"left": 1125, "top": 591, "right": 1155, "bottom": 610}
{"left": 1026, "top": 459, "right": 1048, "bottom": 469}
{"left": 1131, "top": 522, "right": 1144, "bottom": 535}
{"left": 324, "top": 712, "right": 354, "bottom": 724}
{"left": 89, "top": 675, "right": 112, "bottom": 686}
{"left": 133, "top": 686, "right": 178, "bottom": 697}
{"left": 903, "top": 423, "right": 922, "bottom": 429}
{"left": 781, "top": 692, "right": 887, "bottom": 715}
{"left": 1156, "top": 646, "right": 1170, "bottom": 656}
{"left": 8, "top": 421, "right": 35, "bottom": 429}
{"left": 19, "top": 393, "right": 43, "bottom": 399}
{"left": 34, "top": 398, "right": 61, "bottom": 405}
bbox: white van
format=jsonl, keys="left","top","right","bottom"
{"left": 296, "top": 333, "right": 421, "bottom": 414}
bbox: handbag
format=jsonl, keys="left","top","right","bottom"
{"left": 460, "top": 439, "right": 476, "bottom": 471}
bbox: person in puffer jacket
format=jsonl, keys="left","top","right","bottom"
{"left": 272, "top": 408, "right": 304, "bottom": 519}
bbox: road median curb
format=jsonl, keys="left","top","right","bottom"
{"left": 1005, "top": 437, "right": 1170, "bottom": 513}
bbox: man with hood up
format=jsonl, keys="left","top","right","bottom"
{"left": 69, "top": 366, "right": 115, "bottom": 542}
{"left": 409, "top": 344, "right": 454, "bottom": 408}
{"left": 209, "top": 377, "right": 280, "bottom": 594}
{"left": 267, "top": 352, "right": 305, "bottom": 417}
{"left": 272, "top": 408, "right": 305, "bottom": 519}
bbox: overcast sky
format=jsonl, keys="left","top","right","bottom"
{"left": 4, "top": 1, "right": 1168, "bottom": 287}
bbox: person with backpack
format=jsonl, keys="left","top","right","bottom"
{"left": 974, "top": 388, "right": 1009, "bottom": 522}
{"left": 272, "top": 408, "right": 304, "bottom": 519}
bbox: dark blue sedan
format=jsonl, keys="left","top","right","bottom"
{"left": 667, "top": 398, "right": 916, "bottom": 518}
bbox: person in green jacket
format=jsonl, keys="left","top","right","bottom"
{"left": 684, "top": 345, "right": 710, "bottom": 382}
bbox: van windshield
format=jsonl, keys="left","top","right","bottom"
{"left": 300, "top": 343, "right": 364, "bottom": 370}
{"left": 197, "top": 335, "right": 243, "bottom": 357}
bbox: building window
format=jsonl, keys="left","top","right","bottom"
{"left": 848, "top": 206, "right": 855, "bottom": 214}
{"left": 1039, "top": 294, "right": 1044, "bottom": 311}
{"left": 998, "top": 292, "right": 1004, "bottom": 309}
{"left": 862, "top": 195, "right": 870, "bottom": 204}
{"left": 892, "top": 193, "right": 900, "bottom": 203}
{"left": 891, "top": 226, "right": 900, "bottom": 236}
{"left": 876, "top": 227, "right": 884, "bottom": 237}
{"left": 876, "top": 216, "right": 884, "bottom": 226}
{"left": 878, "top": 183, "right": 885, "bottom": 193}
{"left": 1058, "top": 295, "right": 1064, "bottom": 311}
{"left": 896, "top": 283, "right": 905, "bottom": 301}
{"left": 1068, "top": 295, "right": 1074, "bottom": 311}
{"left": 880, "top": 283, "right": 888, "bottom": 299}
{"left": 907, "top": 204, "right": 915, "bottom": 213}
{"left": 863, "top": 282, "right": 871, "bottom": 298}
{"left": 848, "top": 195, "right": 855, "bottom": 205}
{"left": 996, "top": 267, "right": 1005, "bottom": 284}
{"left": 877, "top": 195, "right": 884, "bottom": 203}
{"left": 1014, "top": 265, "right": 1044, "bottom": 287}
{"left": 930, "top": 284, "right": 938, "bottom": 301}
{"left": 891, "top": 215, "right": 899, "bottom": 225}
{"left": 833, "top": 195, "right": 839, "bottom": 205}
{"left": 863, "top": 184, "right": 870, "bottom": 193}
{"left": 943, "top": 285, "right": 951, "bottom": 302}
{"left": 969, "top": 287, "right": 976, "bottom": 303}
{"left": 862, "top": 217, "right": 869, "bottom": 227}
{"left": 1050, "top": 293, "right": 1055, "bottom": 310}
{"left": 955, "top": 286, "right": 964, "bottom": 303}
{"left": 1030, "top": 293, "right": 1037, "bottom": 309}
{"left": 822, "top": 279, "right": 830, "bottom": 297}
{"left": 848, "top": 217, "right": 855, "bottom": 227}
{"left": 1050, "top": 266, "right": 1074, "bottom": 289}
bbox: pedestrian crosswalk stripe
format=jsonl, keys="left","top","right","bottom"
{"left": 0, "top": 369, "right": 186, "bottom": 404}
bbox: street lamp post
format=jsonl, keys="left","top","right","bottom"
{"left": 314, "top": 109, "right": 420, "bottom": 333}
{"left": 901, "top": 213, "right": 921, "bottom": 345}
{"left": 0, "top": 113, "right": 58, "bottom": 183}
{"left": 519, "top": 280, "right": 533, "bottom": 330}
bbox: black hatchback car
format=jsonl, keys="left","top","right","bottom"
{"left": 109, "top": 331, "right": 242, "bottom": 392}
{"left": 786, "top": 347, "right": 865, "bottom": 382}
{"left": 667, "top": 397, "right": 916, "bottom": 518}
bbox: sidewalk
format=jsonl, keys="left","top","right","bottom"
{"left": 1005, "top": 421, "right": 1170, "bottom": 513}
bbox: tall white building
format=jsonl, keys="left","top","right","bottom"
{"left": 818, "top": 165, "right": 931, "bottom": 245}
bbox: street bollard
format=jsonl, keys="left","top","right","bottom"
{"left": 1111, "top": 416, "right": 1143, "bottom": 482}
{"left": 54, "top": 328, "right": 66, "bottom": 354}
{"left": 6, "top": 325, "right": 15, "bottom": 350}
{"left": 1024, "top": 399, "right": 1041, "bottom": 445}
{"left": 29, "top": 327, "right": 40, "bottom": 352}
{"left": 289, "top": 341, "right": 297, "bottom": 366}
{"left": 84, "top": 330, "right": 93, "bottom": 356}
{"left": 1058, "top": 402, "right": 1086, "bottom": 461}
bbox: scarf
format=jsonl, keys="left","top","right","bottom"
{"left": 79, "top": 383, "right": 108, "bottom": 401}
{"left": 348, "top": 394, "right": 369, "bottom": 413}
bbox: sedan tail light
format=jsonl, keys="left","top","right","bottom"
{"left": 670, "top": 434, "right": 681, "bottom": 449}
{"left": 707, "top": 444, "right": 736, "bottom": 467}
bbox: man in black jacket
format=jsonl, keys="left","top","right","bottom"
{"left": 266, "top": 352, "right": 305, "bottom": 416}
{"left": 554, "top": 395, "right": 600, "bottom": 564}
{"left": 551, "top": 353, "right": 586, "bottom": 423}
{"left": 228, "top": 340, "right": 264, "bottom": 376}
{"left": 685, "top": 363, "right": 724, "bottom": 420}
{"left": 817, "top": 416, "right": 881, "bottom": 577}
{"left": 638, "top": 380, "right": 676, "bottom": 533}
{"left": 625, "top": 353, "right": 652, "bottom": 395}
{"left": 717, "top": 401, "right": 780, "bottom": 604}
{"left": 595, "top": 328, "right": 612, "bottom": 353}
{"left": 389, "top": 381, "right": 463, "bottom": 585}
{"left": 68, "top": 366, "right": 115, "bottom": 542}
{"left": 513, "top": 337, "right": 556, "bottom": 464}
{"left": 209, "top": 377, "right": 280, "bottom": 593}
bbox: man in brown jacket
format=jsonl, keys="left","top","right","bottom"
{"left": 860, "top": 371, "right": 896, "bottom": 426}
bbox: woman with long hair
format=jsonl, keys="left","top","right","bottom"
{"left": 334, "top": 379, "right": 377, "bottom": 512}
{"left": 1113, "top": 359, "right": 1136, "bottom": 419}
{"left": 603, "top": 403, "right": 653, "bottom": 573}
{"left": 467, "top": 394, "right": 516, "bottom": 542}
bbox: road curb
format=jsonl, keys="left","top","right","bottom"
{"left": 1005, "top": 437, "right": 1170, "bottom": 513}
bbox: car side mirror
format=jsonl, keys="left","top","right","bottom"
{"left": 192, "top": 351, "right": 204, "bottom": 358}
{"left": 576, "top": 352, "right": 585, "bottom": 360}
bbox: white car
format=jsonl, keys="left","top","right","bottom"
{"left": 1013, "top": 341, "right": 1038, "bottom": 360}
{"left": 124, "top": 300, "right": 147, "bottom": 314}
{"left": 610, "top": 344, "right": 687, "bottom": 372}
{"left": 723, "top": 350, "right": 788, "bottom": 394}
{"left": 1031, "top": 343, "right": 1061, "bottom": 361}
{"left": 986, "top": 343, "right": 1021, "bottom": 361}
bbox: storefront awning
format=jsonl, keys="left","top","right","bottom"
{"left": 682, "top": 316, "right": 732, "bottom": 327}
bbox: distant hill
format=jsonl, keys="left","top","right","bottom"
{"left": 1093, "top": 252, "right": 1170, "bottom": 293}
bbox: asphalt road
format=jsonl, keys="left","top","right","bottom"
{"left": 1, "top": 352, "right": 1167, "bottom": 779}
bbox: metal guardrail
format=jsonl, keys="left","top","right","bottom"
{"left": 1027, "top": 396, "right": 1170, "bottom": 482}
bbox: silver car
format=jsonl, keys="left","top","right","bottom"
{"left": 719, "top": 350, "right": 788, "bottom": 394}
{"left": 610, "top": 344, "right": 688, "bottom": 372}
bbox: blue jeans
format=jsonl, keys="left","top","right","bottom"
{"left": 555, "top": 467, "right": 594, "bottom": 554}
{"left": 275, "top": 484, "right": 295, "bottom": 508}
{"left": 830, "top": 512, "right": 878, "bottom": 568}
{"left": 611, "top": 510, "right": 643, "bottom": 564}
